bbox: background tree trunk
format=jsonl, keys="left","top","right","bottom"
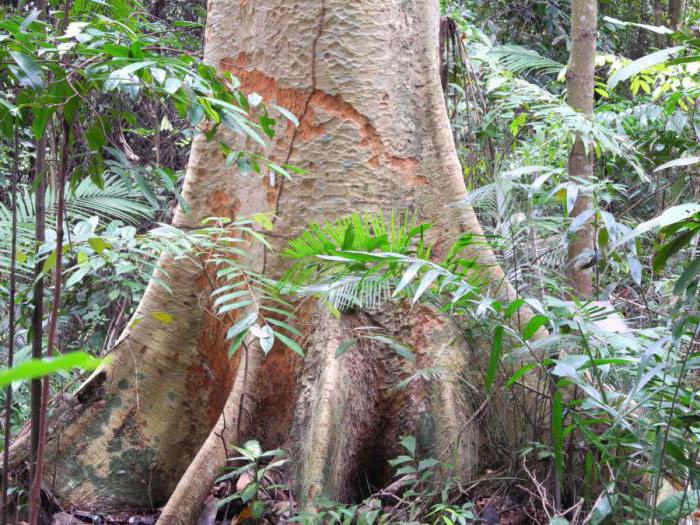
{"left": 566, "top": 0, "right": 598, "bottom": 298}
{"left": 668, "top": 0, "right": 685, "bottom": 29}
{"left": 38, "top": 0, "right": 548, "bottom": 518}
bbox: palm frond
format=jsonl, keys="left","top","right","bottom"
{"left": 284, "top": 211, "right": 425, "bottom": 260}
{"left": 0, "top": 175, "right": 152, "bottom": 276}
{"left": 300, "top": 274, "right": 392, "bottom": 311}
{"left": 489, "top": 45, "right": 565, "bottom": 75}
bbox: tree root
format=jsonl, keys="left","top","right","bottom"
{"left": 156, "top": 306, "right": 488, "bottom": 523}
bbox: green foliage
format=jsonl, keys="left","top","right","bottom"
{"left": 284, "top": 212, "right": 431, "bottom": 311}
{"left": 216, "top": 439, "right": 288, "bottom": 520}
{"left": 287, "top": 208, "right": 700, "bottom": 524}
{"left": 0, "top": 0, "right": 303, "bottom": 445}
{"left": 0, "top": 352, "right": 103, "bottom": 388}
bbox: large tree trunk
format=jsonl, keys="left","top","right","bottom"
{"left": 32, "top": 0, "right": 548, "bottom": 521}
{"left": 566, "top": 0, "right": 597, "bottom": 298}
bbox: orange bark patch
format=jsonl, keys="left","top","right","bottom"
{"left": 388, "top": 157, "right": 425, "bottom": 186}
{"left": 186, "top": 272, "right": 242, "bottom": 426}
{"left": 250, "top": 344, "right": 299, "bottom": 448}
{"left": 219, "top": 55, "right": 422, "bottom": 174}
{"left": 221, "top": 54, "right": 308, "bottom": 126}
{"left": 209, "top": 191, "right": 241, "bottom": 219}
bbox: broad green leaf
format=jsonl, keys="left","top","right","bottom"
{"left": 273, "top": 330, "right": 304, "bottom": 357}
{"left": 365, "top": 335, "right": 415, "bottom": 362}
{"left": 615, "top": 204, "right": 700, "bottom": 247}
{"left": 9, "top": 51, "right": 43, "bottom": 89}
{"left": 164, "top": 77, "right": 182, "bottom": 94}
{"left": 505, "top": 363, "right": 538, "bottom": 388}
{"left": 32, "top": 106, "right": 54, "bottom": 140}
{"left": 272, "top": 104, "right": 299, "bottom": 126}
{"left": 522, "top": 315, "right": 548, "bottom": 340}
{"left": 88, "top": 237, "right": 110, "bottom": 254}
{"left": 43, "top": 249, "right": 56, "bottom": 273}
{"left": 0, "top": 352, "right": 103, "bottom": 388}
{"left": 251, "top": 324, "right": 274, "bottom": 354}
{"left": 133, "top": 173, "right": 159, "bottom": 209}
{"left": 399, "top": 435, "right": 416, "bottom": 456}
{"left": 259, "top": 114, "right": 276, "bottom": 138}
{"left": 675, "top": 256, "right": 700, "bottom": 295}
{"left": 239, "top": 480, "right": 259, "bottom": 503}
{"left": 656, "top": 491, "right": 700, "bottom": 521}
{"left": 226, "top": 312, "right": 258, "bottom": 340}
{"left": 503, "top": 298, "right": 525, "bottom": 319}
{"left": 150, "top": 312, "right": 173, "bottom": 325}
{"left": 603, "top": 16, "right": 674, "bottom": 35}
{"left": 551, "top": 389, "right": 564, "bottom": 484}
{"left": 654, "top": 156, "right": 700, "bottom": 172}
{"left": 65, "top": 266, "right": 90, "bottom": 288}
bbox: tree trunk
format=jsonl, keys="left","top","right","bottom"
{"left": 33, "top": 0, "right": 548, "bottom": 520}
{"left": 654, "top": 0, "right": 664, "bottom": 48}
{"left": 566, "top": 0, "right": 597, "bottom": 298}
{"left": 668, "top": 0, "right": 685, "bottom": 29}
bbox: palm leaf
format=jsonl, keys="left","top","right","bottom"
{"left": 489, "top": 45, "right": 564, "bottom": 75}
{"left": 0, "top": 175, "right": 152, "bottom": 276}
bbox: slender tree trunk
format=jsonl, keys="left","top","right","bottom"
{"left": 28, "top": 120, "right": 70, "bottom": 525}
{"left": 32, "top": 0, "right": 548, "bottom": 520}
{"left": 668, "top": 0, "right": 685, "bottom": 29}
{"left": 566, "top": 0, "right": 597, "bottom": 298}
{"left": 30, "top": 0, "right": 48, "bottom": 468}
{"left": 654, "top": 0, "right": 664, "bottom": 47}
{"left": 1, "top": 125, "right": 20, "bottom": 525}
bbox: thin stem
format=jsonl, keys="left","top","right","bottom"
{"left": 31, "top": 0, "right": 48, "bottom": 464}
{"left": 30, "top": 135, "right": 47, "bottom": 468}
{"left": 1, "top": 121, "right": 20, "bottom": 525}
{"left": 28, "top": 119, "right": 70, "bottom": 525}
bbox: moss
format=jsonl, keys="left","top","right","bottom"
{"left": 117, "top": 378, "right": 131, "bottom": 390}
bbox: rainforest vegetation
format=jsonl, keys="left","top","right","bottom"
{"left": 1, "top": 0, "right": 700, "bottom": 523}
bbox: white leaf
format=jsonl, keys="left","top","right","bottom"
{"left": 653, "top": 156, "right": 700, "bottom": 172}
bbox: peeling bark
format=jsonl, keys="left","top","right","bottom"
{"left": 36, "top": 0, "right": 549, "bottom": 518}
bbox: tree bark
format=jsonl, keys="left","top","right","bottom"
{"left": 668, "top": 0, "right": 685, "bottom": 29}
{"left": 566, "top": 0, "right": 597, "bottom": 298}
{"left": 30, "top": 0, "right": 48, "bottom": 469}
{"left": 33, "top": 0, "right": 548, "bottom": 519}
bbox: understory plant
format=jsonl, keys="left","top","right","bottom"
{"left": 282, "top": 211, "right": 700, "bottom": 524}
